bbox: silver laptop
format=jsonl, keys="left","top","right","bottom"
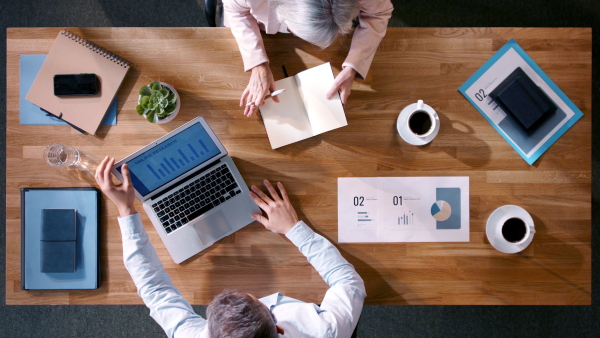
{"left": 112, "top": 117, "right": 260, "bottom": 263}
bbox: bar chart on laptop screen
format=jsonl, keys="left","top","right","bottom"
{"left": 146, "top": 139, "right": 212, "bottom": 180}
{"left": 126, "top": 123, "right": 221, "bottom": 195}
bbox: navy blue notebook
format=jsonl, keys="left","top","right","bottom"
{"left": 40, "top": 209, "right": 77, "bottom": 273}
{"left": 40, "top": 241, "right": 76, "bottom": 273}
{"left": 489, "top": 67, "right": 557, "bottom": 132}
{"left": 21, "top": 187, "right": 101, "bottom": 290}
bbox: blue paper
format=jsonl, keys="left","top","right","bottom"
{"left": 22, "top": 188, "right": 100, "bottom": 290}
{"left": 20, "top": 55, "right": 117, "bottom": 126}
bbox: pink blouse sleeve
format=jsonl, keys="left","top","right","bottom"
{"left": 342, "top": 0, "right": 394, "bottom": 79}
{"left": 223, "top": 0, "right": 270, "bottom": 72}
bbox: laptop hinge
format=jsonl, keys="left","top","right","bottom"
{"left": 148, "top": 160, "right": 222, "bottom": 201}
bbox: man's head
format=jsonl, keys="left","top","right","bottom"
{"left": 207, "top": 289, "right": 279, "bottom": 338}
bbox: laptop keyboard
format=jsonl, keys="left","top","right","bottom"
{"left": 151, "top": 163, "right": 242, "bottom": 234}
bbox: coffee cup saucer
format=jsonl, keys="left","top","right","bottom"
{"left": 396, "top": 102, "right": 440, "bottom": 146}
{"left": 486, "top": 205, "right": 534, "bottom": 254}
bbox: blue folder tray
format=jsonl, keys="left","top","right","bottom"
{"left": 21, "top": 187, "right": 101, "bottom": 290}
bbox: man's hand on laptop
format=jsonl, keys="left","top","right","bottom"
{"left": 95, "top": 156, "right": 137, "bottom": 217}
{"left": 249, "top": 180, "right": 299, "bottom": 234}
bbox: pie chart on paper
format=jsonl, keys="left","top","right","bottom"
{"left": 431, "top": 201, "right": 452, "bottom": 221}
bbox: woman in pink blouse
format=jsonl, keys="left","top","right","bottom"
{"left": 224, "top": 0, "right": 394, "bottom": 116}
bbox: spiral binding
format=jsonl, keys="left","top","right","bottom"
{"left": 60, "top": 30, "right": 131, "bottom": 68}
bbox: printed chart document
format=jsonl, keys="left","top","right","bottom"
{"left": 259, "top": 63, "right": 347, "bottom": 149}
{"left": 459, "top": 39, "right": 583, "bottom": 165}
{"left": 338, "top": 177, "right": 469, "bottom": 243}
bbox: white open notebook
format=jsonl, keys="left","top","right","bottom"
{"left": 259, "top": 63, "right": 347, "bottom": 149}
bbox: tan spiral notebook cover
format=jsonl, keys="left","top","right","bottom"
{"left": 25, "top": 30, "right": 131, "bottom": 135}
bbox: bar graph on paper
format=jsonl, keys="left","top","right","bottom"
{"left": 355, "top": 210, "right": 376, "bottom": 230}
{"left": 398, "top": 211, "right": 414, "bottom": 225}
{"left": 358, "top": 211, "right": 372, "bottom": 222}
{"left": 146, "top": 140, "right": 210, "bottom": 180}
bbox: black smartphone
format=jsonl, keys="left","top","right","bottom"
{"left": 53, "top": 73, "right": 99, "bottom": 96}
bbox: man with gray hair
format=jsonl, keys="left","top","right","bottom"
{"left": 224, "top": 0, "right": 394, "bottom": 116}
{"left": 95, "top": 156, "right": 366, "bottom": 337}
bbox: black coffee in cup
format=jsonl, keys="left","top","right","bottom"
{"left": 501, "top": 217, "right": 527, "bottom": 243}
{"left": 408, "top": 111, "right": 433, "bottom": 135}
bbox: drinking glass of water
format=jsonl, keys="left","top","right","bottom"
{"left": 44, "top": 143, "right": 80, "bottom": 167}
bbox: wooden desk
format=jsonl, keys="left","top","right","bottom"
{"left": 6, "top": 27, "right": 591, "bottom": 305}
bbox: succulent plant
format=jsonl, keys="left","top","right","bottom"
{"left": 136, "top": 82, "right": 177, "bottom": 123}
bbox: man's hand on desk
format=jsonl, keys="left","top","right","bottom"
{"left": 249, "top": 180, "right": 299, "bottom": 235}
{"left": 326, "top": 66, "right": 356, "bottom": 105}
{"left": 241, "top": 63, "right": 280, "bottom": 117}
{"left": 95, "top": 156, "right": 137, "bottom": 217}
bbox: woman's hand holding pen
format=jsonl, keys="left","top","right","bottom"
{"left": 240, "top": 63, "right": 280, "bottom": 117}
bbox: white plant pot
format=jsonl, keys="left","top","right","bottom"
{"left": 138, "top": 82, "right": 181, "bottom": 124}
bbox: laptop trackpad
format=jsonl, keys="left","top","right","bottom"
{"left": 193, "top": 210, "right": 233, "bottom": 245}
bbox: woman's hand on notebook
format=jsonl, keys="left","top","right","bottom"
{"left": 249, "top": 180, "right": 298, "bottom": 234}
{"left": 326, "top": 65, "right": 356, "bottom": 105}
{"left": 240, "top": 63, "right": 279, "bottom": 117}
{"left": 95, "top": 156, "right": 137, "bottom": 217}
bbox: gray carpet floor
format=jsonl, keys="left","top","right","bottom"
{"left": 1, "top": 0, "right": 599, "bottom": 336}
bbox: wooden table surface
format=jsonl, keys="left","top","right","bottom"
{"left": 6, "top": 27, "right": 591, "bottom": 305}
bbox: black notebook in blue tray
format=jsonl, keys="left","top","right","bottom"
{"left": 21, "top": 187, "right": 101, "bottom": 290}
{"left": 489, "top": 67, "right": 557, "bottom": 133}
{"left": 459, "top": 39, "right": 584, "bottom": 165}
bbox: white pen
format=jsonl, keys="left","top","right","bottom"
{"left": 245, "top": 89, "right": 286, "bottom": 106}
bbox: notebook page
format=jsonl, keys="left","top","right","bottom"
{"left": 295, "top": 63, "right": 347, "bottom": 135}
{"left": 259, "top": 76, "right": 313, "bottom": 149}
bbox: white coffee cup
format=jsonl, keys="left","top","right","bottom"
{"left": 397, "top": 100, "right": 440, "bottom": 146}
{"left": 486, "top": 205, "right": 536, "bottom": 254}
{"left": 407, "top": 100, "right": 437, "bottom": 137}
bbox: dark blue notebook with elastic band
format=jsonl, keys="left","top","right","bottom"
{"left": 21, "top": 187, "right": 101, "bottom": 290}
{"left": 489, "top": 67, "right": 557, "bottom": 132}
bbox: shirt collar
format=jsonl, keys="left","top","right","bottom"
{"left": 259, "top": 292, "right": 282, "bottom": 309}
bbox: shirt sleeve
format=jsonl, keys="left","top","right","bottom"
{"left": 118, "top": 213, "right": 207, "bottom": 338}
{"left": 286, "top": 221, "right": 366, "bottom": 337}
{"left": 342, "top": 0, "right": 394, "bottom": 79}
{"left": 223, "top": 0, "right": 270, "bottom": 72}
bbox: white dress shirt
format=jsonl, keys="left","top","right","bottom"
{"left": 223, "top": 0, "right": 394, "bottom": 79}
{"left": 118, "top": 212, "right": 366, "bottom": 337}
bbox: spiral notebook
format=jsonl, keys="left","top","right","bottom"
{"left": 25, "top": 30, "right": 131, "bottom": 135}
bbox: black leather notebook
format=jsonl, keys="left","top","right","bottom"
{"left": 489, "top": 67, "right": 557, "bottom": 132}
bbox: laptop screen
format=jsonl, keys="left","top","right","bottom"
{"left": 120, "top": 122, "right": 221, "bottom": 196}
